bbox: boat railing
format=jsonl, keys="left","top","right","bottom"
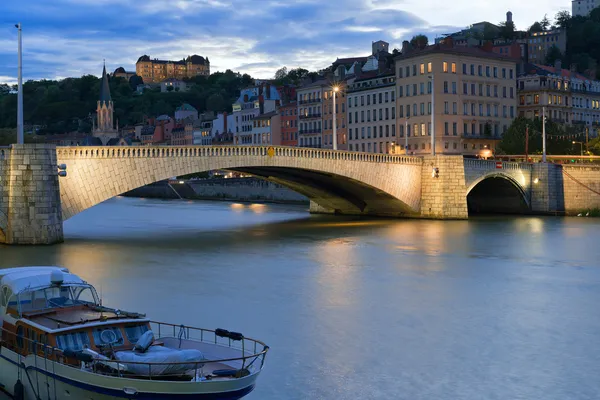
{"left": 1, "top": 324, "right": 269, "bottom": 381}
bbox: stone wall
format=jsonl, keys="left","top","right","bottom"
{"left": 1, "top": 144, "right": 63, "bottom": 245}
{"left": 561, "top": 164, "right": 600, "bottom": 213}
{"left": 420, "top": 155, "right": 468, "bottom": 219}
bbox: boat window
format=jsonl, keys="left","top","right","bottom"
{"left": 18, "top": 285, "right": 99, "bottom": 313}
{"left": 1, "top": 286, "right": 11, "bottom": 308}
{"left": 6, "top": 294, "right": 19, "bottom": 316}
{"left": 93, "top": 327, "right": 124, "bottom": 346}
{"left": 124, "top": 324, "right": 149, "bottom": 343}
{"left": 56, "top": 331, "right": 91, "bottom": 351}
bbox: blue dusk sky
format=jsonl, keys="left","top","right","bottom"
{"left": 0, "top": 0, "right": 569, "bottom": 84}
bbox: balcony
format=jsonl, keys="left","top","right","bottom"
{"left": 572, "top": 120, "right": 587, "bottom": 125}
{"left": 299, "top": 129, "right": 322, "bottom": 135}
{"left": 299, "top": 113, "right": 322, "bottom": 120}
{"left": 299, "top": 98, "right": 322, "bottom": 105}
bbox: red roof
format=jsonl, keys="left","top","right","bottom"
{"left": 533, "top": 64, "right": 588, "bottom": 81}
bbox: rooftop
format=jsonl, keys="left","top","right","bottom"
{"left": 394, "top": 43, "right": 517, "bottom": 62}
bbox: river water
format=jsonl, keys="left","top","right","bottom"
{"left": 2, "top": 197, "right": 600, "bottom": 400}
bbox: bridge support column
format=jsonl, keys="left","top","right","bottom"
{"left": 3, "top": 144, "right": 63, "bottom": 245}
{"left": 530, "top": 163, "right": 565, "bottom": 215}
{"left": 420, "top": 155, "right": 468, "bottom": 219}
{"left": 308, "top": 200, "right": 336, "bottom": 215}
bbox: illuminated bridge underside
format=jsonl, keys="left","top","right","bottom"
{"left": 56, "top": 146, "right": 424, "bottom": 221}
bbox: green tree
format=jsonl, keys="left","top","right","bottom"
{"left": 206, "top": 93, "right": 226, "bottom": 113}
{"left": 541, "top": 14, "right": 551, "bottom": 30}
{"left": 555, "top": 10, "right": 571, "bottom": 28}
{"left": 545, "top": 45, "right": 563, "bottom": 65}
{"left": 588, "top": 137, "right": 600, "bottom": 155}
{"left": 483, "top": 24, "right": 498, "bottom": 41}
{"left": 499, "top": 117, "right": 578, "bottom": 155}
{"left": 529, "top": 21, "right": 544, "bottom": 33}
{"left": 410, "top": 34, "right": 429, "bottom": 49}
{"left": 274, "top": 67, "right": 288, "bottom": 80}
{"left": 498, "top": 21, "right": 516, "bottom": 40}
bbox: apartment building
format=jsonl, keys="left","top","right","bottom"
{"left": 347, "top": 71, "right": 397, "bottom": 153}
{"left": 279, "top": 101, "right": 298, "bottom": 146}
{"left": 297, "top": 80, "right": 326, "bottom": 148}
{"left": 395, "top": 41, "right": 518, "bottom": 155}
{"left": 232, "top": 84, "right": 281, "bottom": 145}
{"left": 527, "top": 29, "right": 567, "bottom": 64}
{"left": 518, "top": 63, "right": 600, "bottom": 137}
{"left": 251, "top": 111, "right": 281, "bottom": 145}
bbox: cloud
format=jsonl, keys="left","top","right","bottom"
{"left": 0, "top": 0, "right": 568, "bottom": 83}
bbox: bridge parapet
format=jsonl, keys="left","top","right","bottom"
{"left": 56, "top": 145, "right": 423, "bottom": 165}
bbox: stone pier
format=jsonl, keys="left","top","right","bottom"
{"left": 0, "top": 144, "right": 63, "bottom": 245}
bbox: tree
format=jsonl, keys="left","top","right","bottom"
{"left": 166, "top": 86, "right": 174, "bottom": 92}
{"left": 410, "top": 34, "right": 428, "bottom": 49}
{"left": 206, "top": 93, "right": 225, "bottom": 113}
{"left": 545, "top": 45, "right": 563, "bottom": 66}
{"left": 529, "top": 21, "right": 544, "bottom": 33}
{"left": 498, "top": 117, "right": 577, "bottom": 155}
{"left": 483, "top": 24, "right": 498, "bottom": 41}
{"left": 588, "top": 137, "right": 600, "bottom": 155}
{"left": 274, "top": 67, "right": 288, "bottom": 80}
{"left": 0, "top": 84, "right": 10, "bottom": 96}
{"left": 555, "top": 10, "right": 571, "bottom": 28}
{"left": 541, "top": 14, "right": 551, "bottom": 30}
{"left": 129, "top": 74, "right": 144, "bottom": 90}
{"left": 498, "top": 21, "right": 516, "bottom": 40}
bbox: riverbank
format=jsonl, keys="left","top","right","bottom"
{"left": 121, "top": 178, "right": 309, "bottom": 204}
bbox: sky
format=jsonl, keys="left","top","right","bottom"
{"left": 0, "top": 0, "right": 570, "bottom": 85}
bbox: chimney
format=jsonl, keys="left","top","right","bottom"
{"left": 554, "top": 59, "right": 562, "bottom": 71}
{"left": 401, "top": 40, "right": 410, "bottom": 54}
{"left": 506, "top": 11, "right": 513, "bottom": 24}
{"left": 443, "top": 37, "right": 454, "bottom": 48}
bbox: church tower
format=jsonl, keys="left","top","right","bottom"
{"left": 93, "top": 63, "right": 118, "bottom": 145}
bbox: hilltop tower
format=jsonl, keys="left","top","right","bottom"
{"left": 93, "top": 63, "right": 118, "bottom": 145}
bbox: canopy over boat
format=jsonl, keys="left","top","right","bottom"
{"left": 0, "top": 266, "right": 86, "bottom": 294}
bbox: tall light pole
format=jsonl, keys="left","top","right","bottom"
{"left": 573, "top": 141, "right": 583, "bottom": 156}
{"left": 428, "top": 74, "right": 435, "bottom": 155}
{"left": 405, "top": 116, "right": 409, "bottom": 155}
{"left": 332, "top": 86, "right": 339, "bottom": 150}
{"left": 542, "top": 94, "right": 547, "bottom": 163}
{"left": 15, "top": 23, "right": 23, "bottom": 144}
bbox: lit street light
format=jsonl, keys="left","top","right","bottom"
{"left": 15, "top": 23, "right": 23, "bottom": 144}
{"left": 573, "top": 140, "right": 584, "bottom": 156}
{"left": 332, "top": 85, "right": 339, "bottom": 150}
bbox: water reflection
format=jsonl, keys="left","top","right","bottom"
{"left": 1, "top": 198, "right": 600, "bottom": 399}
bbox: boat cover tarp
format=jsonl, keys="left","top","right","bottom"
{"left": 115, "top": 346, "right": 205, "bottom": 376}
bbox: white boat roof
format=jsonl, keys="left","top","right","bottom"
{"left": 0, "top": 266, "right": 88, "bottom": 294}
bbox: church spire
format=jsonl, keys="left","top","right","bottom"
{"left": 99, "top": 61, "right": 111, "bottom": 103}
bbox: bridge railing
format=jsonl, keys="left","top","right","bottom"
{"left": 56, "top": 145, "right": 423, "bottom": 165}
{"left": 495, "top": 155, "right": 600, "bottom": 164}
{"left": 464, "top": 158, "right": 533, "bottom": 171}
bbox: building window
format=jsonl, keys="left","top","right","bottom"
{"left": 444, "top": 101, "right": 449, "bottom": 114}
{"left": 462, "top": 63, "right": 467, "bottom": 74}
{"left": 478, "top": 65, "right": 482, "bottom": 76}
{"left": 443, "top": 62, "right": 448, "bottom": 73}
{"left": 444, "top": 122, "right": 449, "bottom": 135}
{"left": 453, "top": 102, "right": 457, "bottom": 114}
{"left": 463, "top": 82, "right": 468, "bottom": 94}
{"left": 485, "top": 66, "right": 490, "bottom": 77}
{"left": 493, "top": 67, "right": 498, "bottom": 78}
{"left": 420, "top": 63, "right": 425, "bottom": 74}
{"left": 427, "top": 62, "right": 432, "bottom": 73}
{"left": 452, "top": 122, "right": 457, "bottom": 136}
{"left": 420, "top": 82, "right": 425, "bottom": 95}
{"left": 398, "top": 67, "right": 403, "bottom": 78}
{"left": 470, "top": 64, "right": 475, "bottom": 75}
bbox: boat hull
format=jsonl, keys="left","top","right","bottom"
{"left": 0, "top": 349, "right": 258, "bottom": 400}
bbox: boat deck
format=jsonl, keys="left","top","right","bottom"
{"left": 23, "top": 305, "right": 142, "bottom": 330}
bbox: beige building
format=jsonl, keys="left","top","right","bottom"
{"left": 527, "top": 29, "right": 566, "bottom": 64}
{"left": 347, "top": 71, "right": 397, "bottom": 153}
{"left": 136, "top": 55, "right": 210, "bottom": 83}
{"left": 394, "top": 43, "right": 518, "bottom": 155}
{"left": 297, "top": 80, "right": 325, "bottom": 148}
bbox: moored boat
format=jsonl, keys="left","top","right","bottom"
{"left": 0, "top": 266, "right": 269, "bottom": 399}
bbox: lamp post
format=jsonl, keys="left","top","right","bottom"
{"left": 15, "top": 23, "right": 23, "bottom": 144}
{"left": 405, "top": 117, "right": 409, "bottom": 155}
{"left": 428, "top": 74, "right": 435, "bottom": 155}
{"left": 332, "top": 86, "right": 339, "bottom": 150}
{"left": 573, "top": 141, "right": 583, "bottom": 156}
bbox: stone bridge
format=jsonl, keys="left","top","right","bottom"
{"left": 1, "top": 144, "right": 600, "bottom": 244}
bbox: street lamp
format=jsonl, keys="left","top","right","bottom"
{"left": 15, "top": 23, "right": 23, "bottom": 144}
{"left": 427, "top": 74, "right": 435, "bottom": 155}
{"left": 332, "top": 85, "right": 339, "bottom": 150}
{"left": 573, "top": 140, "right": 584, "bottom": 156}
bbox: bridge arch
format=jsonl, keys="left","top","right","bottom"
{"left": 56, "top": 146, "right": 424, "bottom": 221}
{"left": 466, "top": 172, "right": 530, "bottom": 215}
